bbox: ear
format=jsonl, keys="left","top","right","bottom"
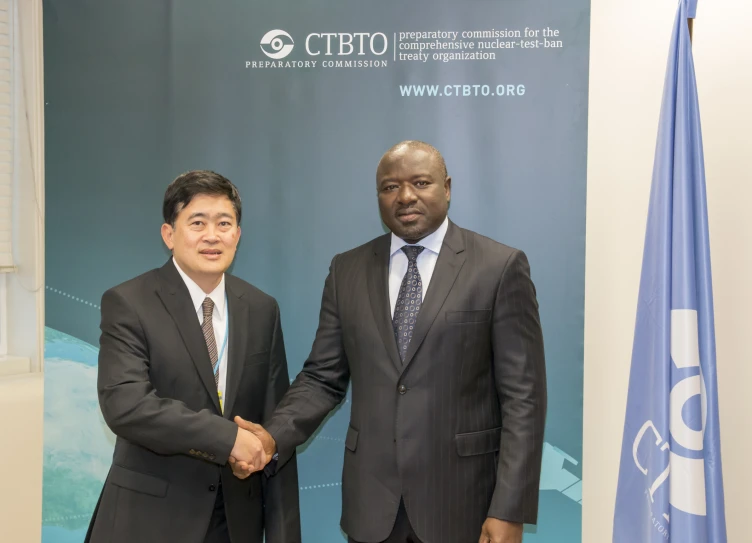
{"left": 232, "top": 226, "right": 241, "bottom": 249}
{"left": 444, "top": 176, "right": 452, "bottom": 202}
{"left": 161, "top": 223, "right": 175, "bottom": 251}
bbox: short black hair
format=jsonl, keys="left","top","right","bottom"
{"left": 162, "top": 170, "right": 242, "bottom": 226}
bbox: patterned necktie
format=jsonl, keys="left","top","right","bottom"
{"left": 201, "top": 297, "right": 220, "bottom": 388}
{"left": 393, "top": 245, "right": 425, "bottom": 363}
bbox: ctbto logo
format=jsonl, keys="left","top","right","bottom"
{"left": 249, "top": 30, "right": 390, "bottom": 69}
{"left": 260, "top": 29, "right": 294, "bottom": 59}
{"left": 304, "top": 32, "right": 388, "bottom": 56}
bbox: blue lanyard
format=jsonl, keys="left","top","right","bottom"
{"left": 213, "top": 296, "right": 229, "bottom": 380}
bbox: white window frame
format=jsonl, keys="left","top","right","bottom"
{"left": 0, "top": 0, "right": 44, "bottom": 373}
{"left": 0, "top": 274, "right": 7, "bottom": 356}
{"left": 0, "top": 0, "right": 13, "bottom": 275}
{"left": 0, "top": 0, "right": 13, "bottom": 359}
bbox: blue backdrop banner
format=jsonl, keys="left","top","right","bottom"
{"left": 43, "top": 1, "right": 590, "bottom": 541}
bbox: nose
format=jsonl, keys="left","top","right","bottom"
{"left": 203, "top": 225, "right": 220, "bottom": 242}
{"left": 396, "top": 184, "right": 417, "bottom": 205}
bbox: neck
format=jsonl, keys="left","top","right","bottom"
{"left": 172, "top": 257, "right": 224, "bottom": 294}
{"left": 193, "top": 273, "right": 223, "bottom": 294}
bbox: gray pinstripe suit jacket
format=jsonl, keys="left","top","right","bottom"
{"left": 266, "top": 221, "right": 547, "bottom": 543}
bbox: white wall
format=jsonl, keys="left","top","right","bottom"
{"left": 0, "top": 372, "right": 44, "bottom": 543}
{"left": 693, "top": 2, "right": 752, "bottom": 537}
{"left": 584, "top": 0, "right": 752, "bottom": 541}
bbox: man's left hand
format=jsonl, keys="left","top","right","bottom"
{"left": 478, "top": 518, "right": 523, "bottom": 543}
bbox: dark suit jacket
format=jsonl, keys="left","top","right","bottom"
{"left": 86, "top": 260, "right": 300, "bottom": 543}
{"left": 265, "top": 221, "right": 547, "bottom": 543}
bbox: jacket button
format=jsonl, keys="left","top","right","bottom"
{"left": 208, "top": 484, "right": 216, "bottom": 491}
{"left": 398, "top": 384, "right": 407, "bottom": 394}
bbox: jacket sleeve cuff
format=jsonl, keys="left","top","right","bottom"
{"left": 265, "top": 419, "right": 294, "bottom": 474}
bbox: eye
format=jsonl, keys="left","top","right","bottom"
{"left": 219, "top": 221, "right": 232, "bottom": 228}
{"left": 382, "top": 184, "right": 399, "bottom": 192}
{"left": 191, "top": 221, "right": 204, "bottom": 227}
{"left": 415, "top": 181, "right": 430, "bottom": 187}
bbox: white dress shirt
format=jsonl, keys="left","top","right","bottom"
{"left": 173, "top": 258, "right": 229, "bottom": 411}
{"left": 388, "top": 216, "right": 449, "bottom": 317}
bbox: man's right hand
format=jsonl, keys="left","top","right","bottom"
{"left": 227, "top": 455, "right": 252, "bottom": 480}
{"left": 229, "top": 427, "right": 266, "bottom": 474}
{"left": 234, "top": 416, "right": 277, "bottom": 460}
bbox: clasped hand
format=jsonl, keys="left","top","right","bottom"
{"left": 227, "top": 416, "right": 276, "bottom": 480}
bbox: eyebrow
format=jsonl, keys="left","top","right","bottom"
{"left": 186, "top": 212, "right": 236, "bottom": 221}
{"left": 379, "top": 173, "right": 433, "bottom": 184}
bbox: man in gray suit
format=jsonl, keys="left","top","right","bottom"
{"left": 86, "top": 171, "right": 300, "bottom": 543}
{"left": 239, "top": 141, "right": 547, "bottom": 543}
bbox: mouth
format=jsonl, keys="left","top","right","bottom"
{"left": 199, "top": 249, "right": 223, "bottom": 260}
{"left": 396, "top": 210, "right": 422, "bottom": 223}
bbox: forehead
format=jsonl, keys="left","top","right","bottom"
{"left": 378, "top": 148, "right": 440, "bottom": 180}
{"left": 178, "top": 194, "right": 236, "bottom": 216}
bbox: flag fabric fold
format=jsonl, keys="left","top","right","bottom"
{"left": 613, "top": 0, "right": 726, "bottom": 541}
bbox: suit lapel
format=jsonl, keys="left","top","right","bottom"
{"left": 367, "top": 234, "right": 403, "bottom": 372}
{"left": 222, "top": 279, "right": 248, "bottom": 418}
{"left": 401, "top": 221, "right": 466, "bottom": 373}
{"left": 156, "top": 260, "right": 222, "bottom": 413}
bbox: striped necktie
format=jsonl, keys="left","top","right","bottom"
{"left": 201, "top": 297, "right": 220, "bottom": 388}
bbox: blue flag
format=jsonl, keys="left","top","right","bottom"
{"left": 613, "top": 1, "right": 727, "bottom": 542}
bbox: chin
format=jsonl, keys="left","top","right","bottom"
{"left": 395, "top": 226, "right": 425, "bottom": 241}
{"left": 390, "top": 219, "right": 415, "bottom": 232}
{"left": 198, "top": 261, "right": 229, "bottom": 273}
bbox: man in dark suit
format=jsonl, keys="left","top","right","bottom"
{"left": 86, "top": 171, "right": 300, "bottom": 543}
{"left": 238, "top": 141, "right": 547, "bottom": 543}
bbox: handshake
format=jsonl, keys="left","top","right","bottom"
{"left": 227, "top": 416, "right": 276, "bottom": 480}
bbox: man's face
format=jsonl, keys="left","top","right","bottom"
{"left": 377, "top": 147, "right": 451, "bottom": 243}
{"left": 161, "top": 194, "right": 241, "bottom": 283}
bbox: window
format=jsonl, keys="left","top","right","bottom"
{"left": 0, "top": 0, "right": 12, "bottom": 357}
{"left": 0, "top": 275, "right": 6, "bottom": 356}
{"left": 0, "top": 1, "right": 11, "bottom": 272}
{"left": 0, "top": 0, "right": 43, "bottom": 371}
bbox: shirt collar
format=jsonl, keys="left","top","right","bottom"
{"left": 172, "top": 257, "right": 226, "bottom": 316}
{"left": 389, "top": 216, "right": 449, "bottom": 257}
